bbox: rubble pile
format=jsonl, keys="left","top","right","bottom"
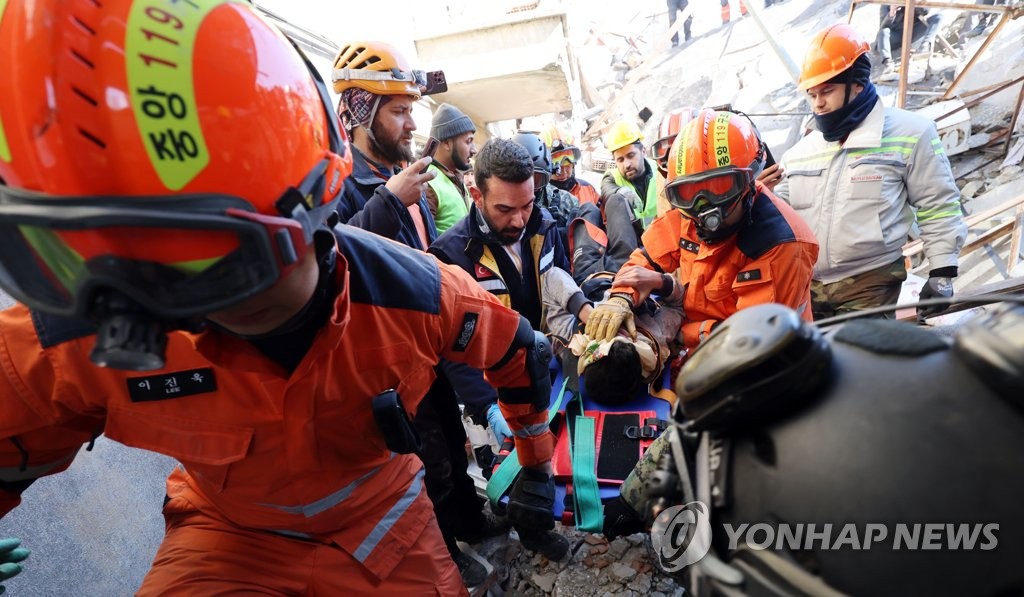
{"left": 472, "top": 526, "right": 685, "bottom": 597}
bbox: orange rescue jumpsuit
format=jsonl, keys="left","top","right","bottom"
{"left": 0, "top": 226, "right": 554, "bottom": 595}
{"left": 612, "top": 184, "right": 819, "bottom": 350}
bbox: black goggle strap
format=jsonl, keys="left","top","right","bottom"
{"left": 280, "top": 39, "right": 348, "bottom": 244}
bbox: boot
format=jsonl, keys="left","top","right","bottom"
{"left": 457, "top": 508, "right": 509, "bottom": 544}
{"left": 518, "top": 528, "right": 571, "bottom": 560}
{"left": 453, "top": 549, "right": 488, "bottom": 588}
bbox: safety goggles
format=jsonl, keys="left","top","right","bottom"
{"left": 664, "top": 166, "right": 756, "bottom": 217}
{"left": 651, "top": 135, "right": 676, "bottom": 165}
{"left": 0, "top": 186, "right": 314, "bottom": 321}
{"left": 332, "top": 67, "right": 448, "bottom": 96}
{"left": 552, "top": 147, "right": 581, "bottom": 167}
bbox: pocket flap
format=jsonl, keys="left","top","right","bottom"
{"left": 106, "top": 406, "right": 252, "bottom": 466}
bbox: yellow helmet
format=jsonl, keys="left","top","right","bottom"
{"left": 605, "top": 120, "right": 643, "bottom": 153}
{"left": 332, "top": 41, "right": 421, "bottom": 97}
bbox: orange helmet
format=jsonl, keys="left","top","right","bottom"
{"left": 332, "top": 41, "right": 422, "bottom": 98}
{"left": 652, "top": 107, "right": 699, "bottom": 175}
{"left": 798, "top": 23, "right": 870, "bottom": 91}
{"left": 664, "top": 109, "right": 765, "bottom": 238}
{"left": 0, "top": 0, "right": 351, "bottom": 324}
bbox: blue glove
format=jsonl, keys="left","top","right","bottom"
{"left": 0, "top": 537, "right": 30, "bottom": 595}
{"left": 486, "top": 402, "right": 512, "bottom": 446}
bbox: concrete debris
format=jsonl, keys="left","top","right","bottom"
{"left": 960, "top": 180, "right": 985, "bottom": 200}
{"left": 470, "top": 525, "right": 684, "bottom": 596}
{"left": 995, "top": 165, "right": 1023, "bottom": 186}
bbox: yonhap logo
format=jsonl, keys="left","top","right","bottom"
{"left": 650, "top": 501, "right": 713, "bottom": 572}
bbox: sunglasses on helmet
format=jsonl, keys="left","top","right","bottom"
{"left": 332, "top": 67, "right": 448, "bottom": 96}
{"left": 664, "top": 166, "right": 757, "bottom": 217}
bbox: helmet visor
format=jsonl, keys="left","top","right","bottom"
{"left": 0, "top": 188, "right": 307, "bottom": 320}
{"left": 665, "top": 167, "right": 755, "bottom": 217}
{"left": 533, "top": 170, "right": 551, "bottom": 191}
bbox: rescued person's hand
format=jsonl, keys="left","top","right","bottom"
{"left": 585, "top": 295, "right": 635, "bottom": 342}
{"left": 386, "top": 157, "right": 436, "bottom": 207}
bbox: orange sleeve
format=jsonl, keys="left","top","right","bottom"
{"left": 610, "top": 210, "right": 685, "bottom": 304}
{"left": 434, "top": 260, "right": 554, "bottom": 465}
{"left": 0, "top": 310, "right": 102, "bottom": 517}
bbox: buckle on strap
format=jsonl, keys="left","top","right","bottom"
{"left": 624, "top": 425, "right": 659, "bottom": 440}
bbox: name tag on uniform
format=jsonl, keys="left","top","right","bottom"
{"left": 127, "top": 368, "right": 217, "bottom": 402}
{"left": 680, "top": 239, "right": 700, "bottom": 254}
{"left": 736, "top": 269, "right": 762, "bottom": 282}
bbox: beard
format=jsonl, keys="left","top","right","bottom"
{"left": 452, "top": 148, "right": 473, "bottom": 172}
{"left": 481, "top": 210, "right": 526, "bottom": 245}
{"left": 370, "top": 119, "right": 414, "bottom": 164}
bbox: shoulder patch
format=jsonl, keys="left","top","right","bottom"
{"left": 736, "top": 195, "right": 797, "bottom": 260}
{"left": 31, "top": 310, "right": 96, "bottom": 349}
{"left": 452, "top": 312, "right": 479, "bottom": 352}
{"left": 127, "top": 367, "right": 217, "bottom": 402}
{"left": 334, "top": 224, "right": 441, "bottom": 314}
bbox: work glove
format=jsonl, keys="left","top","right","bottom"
{"left": 0, "top": 537, "right": 29, "bottom": 595}
{"left": 917, "top": 275, "right": 954, "bottom": 320}
{"left": 602, "top": 495, "right": 645, "bottom": 540}
{"left": 585, "top": 295, "right": 635, "bottom": 342}
{"left": 486, "top": 402, "right": 512, "bottom": 446}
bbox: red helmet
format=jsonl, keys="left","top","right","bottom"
{"left": 0, "top": 0, "right": 352, "bottom": 321}
{"left": 652, "top": 107, "right": 699, "bottom": 176}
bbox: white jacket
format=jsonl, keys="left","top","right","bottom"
{"left": 775, "top": 100, "right": 966, "bottom": 284}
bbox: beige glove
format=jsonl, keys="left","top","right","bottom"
{"left": 584, "top": 295, "right": 636, "bottom": 342}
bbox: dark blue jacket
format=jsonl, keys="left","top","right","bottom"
{"left": 337, "top": 146, "right": 437, "bottom": 250}
{"left": 429, "top": 204, "right": 576, "bottom": 423}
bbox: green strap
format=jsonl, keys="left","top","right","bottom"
{"left": 486, "top": 377, "right": 570, "bottom": 506}
{"left": 569, "top": 405, "right": 603, "bottom": 532}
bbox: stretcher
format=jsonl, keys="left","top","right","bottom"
{"left": 486, "top": 356, "right": 674, "bottom": 529}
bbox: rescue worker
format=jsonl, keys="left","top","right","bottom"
{"left": 550, "top": 139, "right": 600, "bottom": 207}
{"left": 775, "top": 24, "right": 967, "bottom": 321}
{"left": 331, "top": 46, "right": 498, "bottom": 586}
{"left": 424, "top": 102, "right": 478, "bottom": 234}
{"left": 586, "top": 109, "right": 818, "bottom": 355}
{"left": 600, "top": 120, "right": 663, "bottom": 237}
{"left": 511, "top": 131, "right": 580, "bottom": 250}
{"left": 0, "top": 2, "right": 557, "bottom": 593}
{"left": 430, "top": 139, "right": 594, "bottom": 560}
{"left": 332, "top": 41, "right": 438, "bottom": 250}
